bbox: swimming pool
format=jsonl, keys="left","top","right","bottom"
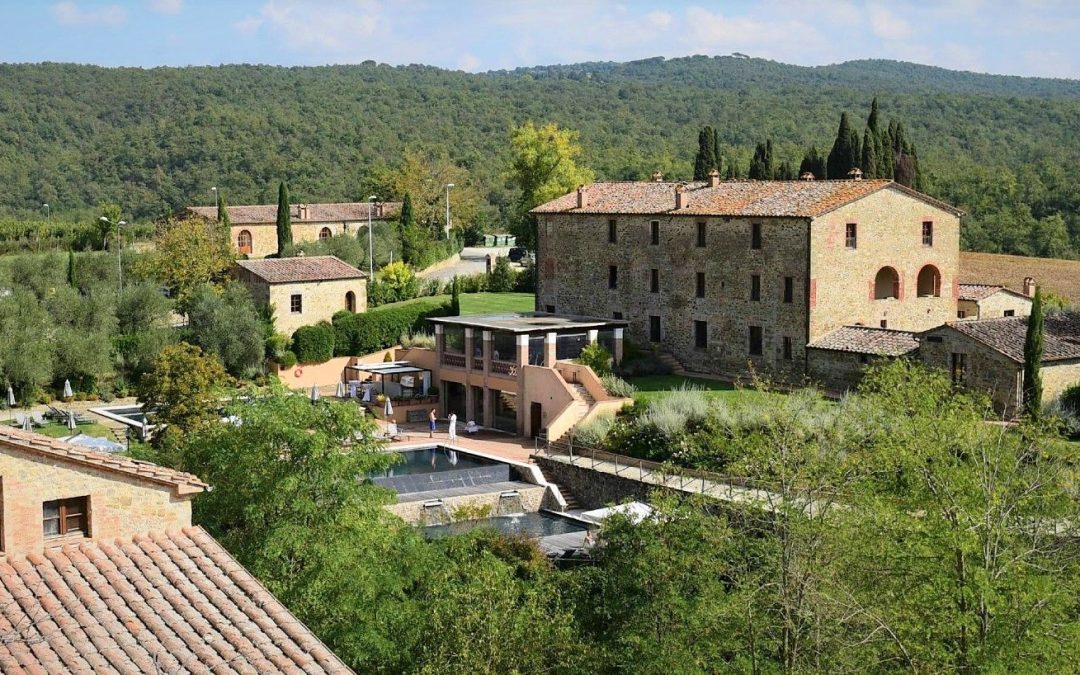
{"left": 89, "top": 404, "right": 154, "bottom": 431}
{"left": 374, "top": 447, "right": 498, "bottom": 476}
{"left": 423, "top": 510, "right": 589, "bottom": 540}
{"left": 370, "top": 447, "right": 513, "bottom": 494}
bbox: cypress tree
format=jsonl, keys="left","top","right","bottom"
{"left": 827, "top": 112, "right": 861, "bottom": 179}
{"left": 450, "top": 275, "right": 461, "bottom": 316}
{"left": 776, "top": 160, "right": 795, "bottom": 180}
{"left": 67, "top": 250, "right": 76, "bottom": 288}
{"left": 712, "top": 131, "right": 723, "bottom": 178}
{"left": 693, "top": 126, "right": 720, "bottom": 180}
{"left": 400, "top": 192, "right": 415, "bottom": 230}
{"left": 217, "top": 191, "right": 231, "bottom": 229}
{"left": 1022, "top": 287, "right": 1044, "bottom": 418}
{"left": 275, "top": 181, "right": 292, "bottom": 256}
{"left": 861, "top": 127, "right": 878, "bottom": 178}
{"left": 748, "top": 141, "right": 770, "bottom": 179}
{"left": 799, "top": 146, "right": 825, "bottom": 179}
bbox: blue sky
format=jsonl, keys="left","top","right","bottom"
{"left": 1, "top": 0, "right": 1078, "bottom": 79}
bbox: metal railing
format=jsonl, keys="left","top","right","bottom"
{"left": 491, "top": 359, "right": 516, "bottom": 376}
{"left": 441, "top": 353, "right": 466, "bottom": 368}
{"left": 473, "top": 357, "right": 484, "bottom": 371}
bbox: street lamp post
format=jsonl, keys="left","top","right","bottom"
{"left": 42, "top": 203, "right": 50, "bottom": 221}
{"left": 100, "top": 216, "right": 128, "bottom": 294}
{"left": 211, "top": 186, "right": 218, "bottom": 208}
{"left": 367, "top": 195, "right": 377, "bottom": 280}
{"left": 444, "top": 183, "right": 455, "bottom": 239}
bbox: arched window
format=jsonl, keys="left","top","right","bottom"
{"left": 917, "top": 265, "right": 941, "bottom": 297}
{"left": 237, "top": 230, "right": 252, "bottom": 254}
{"left": 345, "top": 291, "right": 356, "bottom": 313}
{"left": 319, "top": 227, "right": 332, "bottom": 241}
{"left": 874, "top": 267, "right": 900, "bottom": 300}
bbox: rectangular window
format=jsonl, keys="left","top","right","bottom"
{"left": 650, "top": 220, "right": 660, "bottom": 245}
{"left": 608, "top": 219, "right": 617, "bottom": 244}
{"left": 608, "top": 265, "right": 618, "bottom": 289}
{"left": 649, "top": 315, "right": 661, "bottom": 343}
{"left": 696, "top": 272, "right": 706, "bottom": 298}
{"left": 880, "top": 319, "right": 888, "bottom": 328}
{"left": 694, "top": 320, "right": 708, "bottom": 349}
{"left": 957, "top": 310, "right": 967, "bottom": 319}
{"left": 290, "top": 294, "right": 302, "bottom": 314}
{"left": 650, "top": 268, "right": 660, "bottom": 293}
{"left": 696, "top": 221, "right": 706, "bottom": 247}
{"left": 922, "top": 221, "right": 934, "bottom": 246}
{"left": 751, "top": 275, "right": 761, "bottom": 301}
{"left": 43, "top": 496, "right": 88, "bottom": 538}
{"left": 751, "top": 222, "right": 762, "bottom": 249}
{"left": 1004, "top": 310, "right": 1016, "bottom": 317}
{"left": 845, "top": 223, "right": 857, "bottom": 249}
{"left": 951, "top": 352, "right": 967, "bottom": 385}
{"left": 545, "top": 304, "right": 555, "bottom": 313}
{"left": 613, "top": 311, "right": 623, "bottom": 320}
{"left": 783, "top": 336, "right": 793, "bottom": 360}
{"left": 783, "top": 276, "right": 794, "bottom": 303}
{"left": 748, "top": 326, "right": 763, "bottom": 356}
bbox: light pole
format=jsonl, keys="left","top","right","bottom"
{"left": 100, "top": 216, "right": 127, "bottom": 294}
{"left": 444, "top": 183, "right": 455, "bottom": 239}
{"left": 42, "top": 203, "right": 50, "bottom": 221}
{"left": 366, "top": 195, "right": 377, "bottom": 280}
{"left": 211, "top": 186, "right": 218, "bottom": 207}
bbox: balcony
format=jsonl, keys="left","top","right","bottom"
{"left": 473, "top": 357, "right": 484, "bottom": 371}
{"left": 441, "top": 353, "right": 466, "bottom": 368}
{"left": 491, "top": 359, "right": 517, "bottom": 377}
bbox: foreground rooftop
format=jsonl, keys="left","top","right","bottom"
{"left": 429, "top": 312, "right": 627, "bottom": 334}
{"left": 807, "top": 326, "right": 920, "bottom": 357}
{"left": 942, "top": 313, "right": 1080, "bottom": 363}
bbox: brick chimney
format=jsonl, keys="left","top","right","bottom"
{"left": 800, "top": 172, "right": 815, "bottom": 181}
{"left": 652, "top": 171, "right": 664, "bottom": 182}
{"left": 847, "top": 168, "right": 863, "bottom": 180}
{"left": 296, "top": 204, "right": 309, "bottom": 219}
{"left": 675, "top": 183, "right": 688, "bottom": 210}
{"left": 576, "top": 185, "right": 588, "bottom": 209}
{"left": 1023, "top": 276, "right": 1036, "bottom": 297}
{"left": 707, "top": 169, "right": 720, "bottom": 188}
{"left": 376, "top": 203, "right": 384, "bottom": 218}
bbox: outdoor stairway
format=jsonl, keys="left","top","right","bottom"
{"left": 570, "top": 383, "right": 595, "bottom": 407}
{"left": 656, "top": 350, "right": 685, "bottom": 374}
{"left": 498, "top": 390, "right": 518, "bottom": 414}
{"left": 558, "top": 489, "right": 583, "bottom": 511}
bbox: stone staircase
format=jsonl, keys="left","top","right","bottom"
{"left": 559, "top": 490, "right": 584, "bottom": 511}
{"left": 656, "top": 350, "right": 685, "bottom": 374}
{"left": 570, "top": 383, "right": 595, "bottom": 407}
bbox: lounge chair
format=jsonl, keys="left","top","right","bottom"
{"left": 465, "top": 420, "right": 479, "bottom": 435}
{"left": 13, "top": 413, "right": 25, "bottom": 428}
{"left": 45, "top": 405, "right": 67, "bottom": 421}
{"left": 384, "top": 423, "right": 409, "bottom": 442}
{"left": 31, "top": 412, "right": 47, "bottom": 427}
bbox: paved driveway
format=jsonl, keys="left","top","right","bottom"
{"left": 419, "top": 246, "right": 513, "bottom": 282}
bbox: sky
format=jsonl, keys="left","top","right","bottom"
{"left": 1, "top": 0, "right": 1078, "bottom": 79}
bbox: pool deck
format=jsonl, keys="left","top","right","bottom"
{"left": 382, "top": 421, "right": 538, "bottom": 465}
{"left": 395, "top": 479, "right": 537, "bottom": 503}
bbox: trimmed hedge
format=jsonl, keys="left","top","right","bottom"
{"left": 332, "top": 298, "right": 452, "bottom": 356}
{"left": 292, "top": 321, "right": 336, "bottom": 364}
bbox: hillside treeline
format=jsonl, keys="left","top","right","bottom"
{"left": 2, "top": 57, "right": 1080, "bottom": 256}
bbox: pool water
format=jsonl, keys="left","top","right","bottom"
{"left": 423, "top": 511, "right": 589, "bottom": 540}
{"left": 373, "top": 447, "right": 498, "bottom": 477}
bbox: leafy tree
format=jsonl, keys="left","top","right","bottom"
{"left": 747, "top": 139, "right": 773, "bottom": 180}
{"left": 1023, "top": 286, "right": 1044, "bottom": 417}
{"left": 135, "top": 342, "right": 227, "bottom": 456}
{"left": 507, "top": 121, "right": 594, "bottom": 249}
{"left": 577, "top": 341, "right": 612, "bottom": 376}
{"left": 487, "top": 255, "right": 516, "bottom": 293}
{"left": 184, "top": 283, "right": 266, "bottom": 377}
{"left": 450, "top": 275, "right": 461, "bottom": 315}
{"left": 275, "top": 181, "right": 292, "bottom": 255}
{"left": 0, "top": 291, "right": 55, "bottom": 402}
{"left": 115, "top": 282, "right": 176, "bottom": 377}
{"left": 388, "top": 149, "right": 482, "bottom": 240}
{"left": 134, "top": 216, "right": 233, "bottom": 310}
{"left": 97, "top": 203, "right": 122, "bottom": 250}
{"left": 827, "top": 112, "right": 861, "bottom": 179}
{"left": 46, "top": 286, "right": 116, "bottom": 393}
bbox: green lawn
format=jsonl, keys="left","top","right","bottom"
{"left": 627, "top": 374, "right": 779, "bottom": 405}
{"left": 371, "top": 292, "right": 534, "bottom": 316}
{"left": 8, "top": 420, "right": 114, "bottom": 439}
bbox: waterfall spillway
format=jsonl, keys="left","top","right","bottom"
{"left": 495, "top": 490, "right": 524, "bottom": 517}
{"left": 421, "top": 500, "right": 451, "bottom": 525}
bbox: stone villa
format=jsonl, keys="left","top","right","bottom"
{"left": 0, "top": 426, "right": 349, "bottom": 672}
{"left": 532, "top": 174, "right": 963, "bottom": 382}
{"left": 234, "top": 255, "right": 368, "bottom": 336}
{"left": 188, "top": 201, "right": 401, "bottom": 258}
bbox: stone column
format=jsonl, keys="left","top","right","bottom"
{"left": 434, "top": 324, "right": 445, "bottom": 358}
{"left": 482, "top": 330, "right": 492, "bottom": 376}
{"left": 464, "top": 328, "right": 474, "bottom": 374}
{"left": 482, "top": 387, "right": 494, "bottom": 428}
{"left": 544, "top": 332, "right": 557, "bottom": 367}
{"left": 587, "top": 329, "right": 598, "bottom": 344}
{"left": 614, "top": 328, "right": 624, "bottom": 365}
{"left": 516, "top": 334, "right": 529, "bottom": 435}
{"left": 464, "top": 384, "right": 474, "bottom": 426}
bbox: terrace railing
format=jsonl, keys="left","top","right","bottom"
{"left": 441, "top": 353, "right": 466, "bottom": 368}
{"left": 473, "top": 357, "right": 484, "bottom": 371}
{"left": 491, "top": 359, "right": 516, "bottom": 376}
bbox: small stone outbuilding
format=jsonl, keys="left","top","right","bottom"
{"left": 234, "top": 255, "right": 367, "bottom": 336}
{"left": 806, "top": 325, "right": 919, "bottom": 393}
{"left": 957, "top": 283, "right": 1032, "bottom": 320}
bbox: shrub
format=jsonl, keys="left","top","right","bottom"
{"left": 488, "top": 256, "right": 517, "bottom": 293}
{"left": 578, "top": 342, "right": 613, "bottom": 376}
{"left": 573, "top": 416, "right": 615, "bottom": 447}
{"left": 265, "top": 332, "right": 290, "bottom": 360}
{"left": 368, "top": 261, "right": 420, "bottom": 307}
{"left": 292, "top": 322, "right": 336, "bottom": 364}
{"left": 600, "top": 374, "right": 636, "bottom": 398}
{"left": 332, "top": 298, "right": 452, "bottom": 356}
{"left": 277, "top": 350, "right": 298, "bottom": 368}
{"left": 616, "top": 356, "right": 673, "bottom": 377}
{"left": 400, "top": 331, "right": 436, "bottom": 349}
{"left": 1060, "top": 382, "right": 1080, "bottom": 415}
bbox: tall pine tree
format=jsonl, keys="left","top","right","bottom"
{"left": 217, "top": 191, "right": 231, "bottom": 229}
{"left": 693, "top": 126, "right": 721, "bottom": 180}
{"left": 826, "top": 112, "right": 861, "bottom": 179}
{"left": 1022, "top": 287, "right": 1044, "bottom": 418}
{"left": 275, "top": 181, "right": 292, "bottom": 256}
{"left": 799, "top": 146, "right": 826, "bottom": 179}
{"left": 861, "top": 127, "right": 878, "bottom": 179}
{"left": 748, "top": 140, "right": 774, "bottom": 180}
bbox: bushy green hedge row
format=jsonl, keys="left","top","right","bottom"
{"left": 292, "top": 321, "right": 336, "bottom": 364}
{"left": 332, "top": 298, "right": 452, "bottom": 356}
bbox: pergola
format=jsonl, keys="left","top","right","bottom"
{"left": 344, "top": 361, "right": 431, "bottom": 398}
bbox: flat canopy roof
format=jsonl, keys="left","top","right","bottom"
{"left": 428, "top": 312, "right": 629, "bottom": 335}
{"left": 346, "top": 362, "right": 429, "bottom": 375}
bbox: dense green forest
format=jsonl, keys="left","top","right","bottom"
{"left": 2, "top": 57, "right": 1080, "bottom": 256}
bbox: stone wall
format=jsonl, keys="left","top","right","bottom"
{"left": 972, "top": 291, "right": 1032, "bottom": 320}
{"left": 1041, "top": 359, "right": 1080, "bottom": 406}
{"left": 537, "top": 212, "right": 810, "bottom": 381}
{"left": 535, "top": 456, "right": 660, "bottom": 510}
{"left": 0, "top": 447, "right": 192, "bottom": 557}
{"left": 806, "top": 349, "right": 899, "bottom": 394}
{"left": 385, "top": 485, "right": 546, "bottom": 525}
{"left": 231, "top": 221, "right": 384, "bottom": 258}
{"left": 920, "top": 326, "right": 1022, "bottom": 417}
{"left": 268, "top": 277, "right": 368, "bottom": 336}
{"left": 810, "top": 188, "right": 960, "bottom": 338}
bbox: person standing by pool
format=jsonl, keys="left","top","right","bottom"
{"left": 428, "top": 408, "right": 437, "bottom": 438}
{"left": 448, "top": 411, "right": 458, "bottom": 441}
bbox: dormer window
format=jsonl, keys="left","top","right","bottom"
{"left": 43, "top": 496, "right": 88, "bottom": 538}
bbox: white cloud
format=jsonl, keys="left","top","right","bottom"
{"left": 867, "top": 5, "right": 913, "bottom": 41}
{"left": 234, "top": 15, "right": 263, "bottom": 36}
{"left": 683, "top": 6, "right": 829, "bottom": 62}
{"left": 1023, "top": 49, "right": 1077, "bottom": 78}
{"left": 50, "top": 1, "right": 126, "bottom": 26}
{"left": 646, "top": 11, "right": 672, "bottom": 29}
{"left": 147, "top": 0, "right": 183, "bottom": 15}
{"left": 237, "top": 0, "right": 381, "bottom": 52}
{"left": 938, "top": 43, "right": 985, "bottom": 73}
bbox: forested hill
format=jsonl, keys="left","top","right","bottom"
{"left": 2, "top": 56, "right": 1080, "bottom": 257}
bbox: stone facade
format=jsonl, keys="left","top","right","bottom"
{"left": 0, "top": 447, "right": 192, "bottom": 557}
{"left": 385, "top": 485, "right": 546, "bottom": 525}
{"left": 235, "top": 266, "right": 368, "bottom": 336}
{"left": 957, "top": 290, "right": 1032, "bottom": 320}
{"left": 537, "top": 185, "right": 959, "bottom": 382}
{"left": 806, "top": 349, "right": 896, "bottom": 393}
{"left": 920, "top": 326, "right": 1023, "bottom": 416}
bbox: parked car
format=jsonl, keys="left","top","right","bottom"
{"left": 508, "top": 247, "right": 529, "bottom": 263}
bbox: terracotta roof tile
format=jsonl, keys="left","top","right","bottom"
{"left": 235, "top": 256, "right": 366, "bottom": 283}
{"left": 959, "top": 251, "right": 1080, "bottom": 303}
{"left": 958, "top": 283, "right": 1004, "bottom": 302}
{"left": 0, "top": 427, "right": 207, "bottom": 495}
{"left": 531, "top": 179, "right": 963, "bottom": 218}
{"left": 938, "top": 312, "right": 1080, "bottom": 363}
{"left": 0, "top": 528, "right": 352, "bottom": 674}
{"left": 188, "top": 202, "right": 401, "bottom": 225}
{"left": 807, "top": 326, "right": 920, "bottom": 356}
